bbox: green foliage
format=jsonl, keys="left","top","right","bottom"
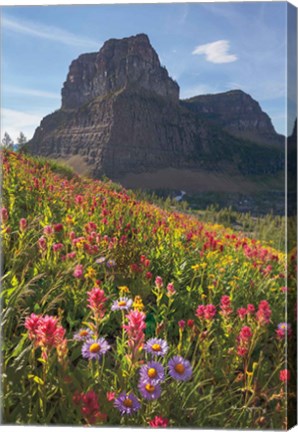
{"left": 1, "top": 149, "right": 295, "bottom": 428}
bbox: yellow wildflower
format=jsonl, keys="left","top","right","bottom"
{"left": 133, "top": 295, "right": 145, "bottom": 311}
{"left": 118, "top": 285, "right": 130, "bottom": 294}
{"left": 84, "top": 267, "right": 96, "bottom": 279}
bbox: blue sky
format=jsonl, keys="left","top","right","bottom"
{"left": 1, "top": 2, "right": 293, "bottom": 141}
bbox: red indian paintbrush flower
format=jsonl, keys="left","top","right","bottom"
{"left": 25, "top": 313, "right": 67, "bottom": 360}
{"left": 87, "top": 287, "right": 107, "bottom": 318}
{"left": 279, "top": 369, "right": 290, "bottom": 382}
{"left": 220, "top": 295, "right": 233, "bottom": 316}
{"left": 256, "top": 300, "right": 272, "bottom": 325}
{"left": 149, "top": 416, "right": 169, "bottom": 427}
{"left": 123, "top": 310, "right": 146, "bottom": 358}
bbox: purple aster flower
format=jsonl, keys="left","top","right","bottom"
{"left": 168, "top": 356, "right": 192, "bottom": 381}
{"left": 106, "top": 259, "right": 116, "bottom": 268}
{"left": 74, "top": 328, "right": 93, "bottom": 341}
{"left": 111, "top": 297, "right": 133, "bottom": 311}
{"left": 114, "top": 392, "right": 140, "bottom": 415}
{"left": 144, "top": 338, "right": 168, "bottom": 357}
{"left": 95, "top": 256, "right": 106, "bottom": 265}
{"left": 139, "top": 361, "right": 165, "bottom": 385}
{"left": 81, "top": 337, "right": 110, "bottom": 360}
{"left": 278, "top": 322, "right": 291, "bottom": 332}
{"left": 138, "top": 380, "right": 162, "bottom": 400}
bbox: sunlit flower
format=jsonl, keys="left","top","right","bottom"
{"left": 123, "top": 310, "right": 146, "bottom": 357}
{"left": 53, "top": 242, "right": 63, "bottom": 252}
{"left": 166, "top": 282, "right": 176, "bottom": 296}
{"left": 139, "top": 361, "right": 165, "bottom": 385}
{"left": 43, "top": 225, "right": 53, "bottom": 236}
{"left": 168, "top": 356, "right": 192, "bottom": 381}
{"left": 133, "top": 295, "right": 145, "bottom": 311}
{"left": 237, "top": 307, "right": 247, "bottom": 320}
{"left": 256, "top": 300, "right": 272, "bottom": 325}
{"left": 220, "top": 295, "right": 233, "bottom": 316}
{"left": 196, "top": 304, "right": 216, "bottom": 320}
{"left": 149, "top": 416, "right": 169, "bottom": 427}
{"left": 111, "top": 297, "right": 133, "bottom": 311}
{"left": 114, "top": 392, "right": 140, "bottom": 415}
{"left": 87, "top": 287, "right": 107, "bottom": 318}
{"left": 106, "top": 259, "right": 116, "bottom": 268}
{"left": 85, "top": 266, "right": 96, "bottom": 279}
{"left": 239, "top": 326, "right": 252, "bottom": 341}
{"left": 144, "top": 338, "right": 168, "bottom": 357}
{"left": 138, "top": 380, "right": 161, "bottom": 400}
{"left": 82, "top": 338, "right": 110, "bottom": 360}
{"left": 279, "top": 369, "right": 290, "bottom": 382}
{"left": 75, "top": 390, "right": 107, "bottom": 425}
{"left": 74, "top": 328, "right": 93, "bottom": 341}
{"left": 276, "top": 323, "right": 292, "bottom": 339}
{"left": 19, "top": 218, "right": 27, "bottom": 232}
{"left": 106, "top": 391, "right": 116, "bottom": 402}
{"left": 155, "top": 276, "right": 163, "bottom": 288}
{"left": 73, "top": 264, "right": 84, "bottom": 278}
{"left": 178, "top": 320, "right": 185, "bottom": 329}
{"left": 38, "top": 236, "right": 47, "bottom": 251}
{"left": 247, "top": 304, "right": 255, "bottom": 314}
{"left": 1, "top": 207, "right": 8, "bottom": 222}
{"left": 95, "top": 256, "right": 106, "bottom": 265}
{"left": 187, "top": 319, "right": 195, "bottom": 328}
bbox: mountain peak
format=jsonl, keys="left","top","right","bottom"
{"left": 61, "top": 33, "right": 179, "bottom": 109}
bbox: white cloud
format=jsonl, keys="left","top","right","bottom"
{"left": 2, "top": 15, "right": 101, "bottom": 50}
{"left": 192, "top": 40, "right": 237, "bottom": 64}
{"left": 1, "top": 108, "right": 45, "bottom": 142}
{"left": 5, "top": 85, "right": 60, "bottom": 100}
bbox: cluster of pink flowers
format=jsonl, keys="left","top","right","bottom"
{"left": 166, "top": 282, "right": 176, "bottom": 296}
{"left": 155, "top": 276, "right": 163, "bottom": 288}
{"left": 237, "top": 307, "right": 247, "bottom": 320}
{"left": 178, "top": 319, "right": 195, "bottom": 330}
{"left": 53, "top": 242, "right": 63, "bottom": 252}
{"left": 236, "top": 326, "right": 253, "bottom": 357}
{"left": 1, "top": 207, "right": 8, "bottom": 223}
{"left": 38, "top": 236, "right": 47, "bottom": 251}
{"left": 196, "top": 304, "right": 216, "bottom": 321}
{"left": 73, "top": 390, "right": 107, "bottom": 424}
{"left": 87, "top": 287, "right": 107, "bottom": 319}
{"left": 19, "top": 218, "right": 27, "bottom": 232}
{"left": 256, "top": 300, "right": 272, "bottom": 325}
{"left": 148, "top": 415, "right": 169, "bottom": 427}
{"left": 220, "top": 295, "right": 233, "bottom": 317}
{"left": 276, "top": 323, "right": 292, "bottom": 339}
{"left": 123, "top": 310, "right": 146, "bottom": 358}
{"left": 25, "top": 313, "right": 67, "bottom": 358}
{"left": 73, "top": 264, "right": 84, "bottom": 278}
{"left": 279, "top": 369, "right": 290, "bottom": 383}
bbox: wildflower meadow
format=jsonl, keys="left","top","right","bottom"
{"left": 1, "top": 150, "right": 296, "bottom": 428}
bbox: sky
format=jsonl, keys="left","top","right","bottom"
{"left": 1, "top": 1, "right": 296, "bottom": 142}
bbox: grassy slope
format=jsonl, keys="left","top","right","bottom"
{"left": 1, "top": 150, "right": 296, "bottom": 427}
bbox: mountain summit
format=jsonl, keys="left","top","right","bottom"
{"left": 62, "top": 34, "right": 179, "bottom": 109}
{"left": 26, "top": 34, "right": 284, "bottom": 192}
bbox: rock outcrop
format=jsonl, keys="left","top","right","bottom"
{"left": 181, "top": 90, "right": 284, "bottom": 147}
{"left": 26, "top": 33, "right": 284, "bottom": 190}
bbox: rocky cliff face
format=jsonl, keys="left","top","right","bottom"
{"left": 26, "top": 34, "right": 284, "bottom": 191}
{"left": 181, "top": 90, "right": 284, "bottom": 147}
{"left": 61, "top": 34, "right": 179, "bottom": 110}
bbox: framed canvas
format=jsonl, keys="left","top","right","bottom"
{"left": 1, "top": 1, "right": 297, "bottom": 430}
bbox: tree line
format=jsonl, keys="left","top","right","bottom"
{"left": 1, "top": 132, "right": 27, "bottom": 150}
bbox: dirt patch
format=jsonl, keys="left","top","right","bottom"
{"left": 117, "top": 168, "right": 274, "bottom": 194}
{"left": 56, "top": 155, "right": 92, "bottom": 177}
